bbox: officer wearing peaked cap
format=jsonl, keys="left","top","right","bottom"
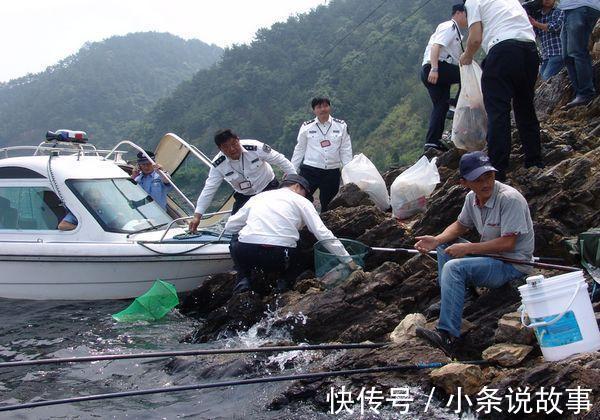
{"left": 291, "top": 97, "right": 353, "bottom": 212}
{"left": 189, "top": 129, "right": 296, "bottom": 233}
{"left": 131, "top": 150, "right": 174, "bottom": 210}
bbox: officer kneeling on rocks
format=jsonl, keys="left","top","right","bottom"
{"left": 224, "top": 174, "right": 357, "bottom": 294}
{"left": 413, "top": 151, "right": 534, "bottom": 357}
{"left": 189, "top": 129, "right": 296, "bottom": 233}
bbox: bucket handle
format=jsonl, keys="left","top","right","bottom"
{"left": 519, "top": 282, "right": 584, "bottom": 329}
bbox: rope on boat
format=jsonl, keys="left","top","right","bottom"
{"left": 0, "top": 360, "right": 489, "bottom": 412}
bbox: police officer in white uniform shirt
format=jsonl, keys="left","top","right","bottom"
{"left": 225, "top": 174, "right": 355, "bottom": 294}
{"left": 460, "top": 0, "right": 542, "bottom": 181}
{"left": 421, "top": 4, "right": 467, "bottom": 152}
{"left": 189, "top": 129, "right": 296, "bottom": 233}
{"left": 291, "top": 97, "right": 352, "bottom": 212}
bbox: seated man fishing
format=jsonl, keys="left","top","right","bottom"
{"left": 224, "top": 174, "right": 356, "bottom": 294}
{"left": 414, "top": 151, "right": 534, "bottom": 357}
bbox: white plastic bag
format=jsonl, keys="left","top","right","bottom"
{"left": 390, "top": 156, "right": 440, "bottom": 219}
{"left": 341, "top": 153, "right": 390, "bottom": 211}
{"left": 451, "top": 62, "right": 487, "bottom": 151}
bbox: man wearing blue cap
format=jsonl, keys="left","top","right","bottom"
{"left": 131, "top": 150, "right": 173, "bottom": 210}
{"left": 225, "top": 174, "right": 356, "bottom": 294}
{"left": 413, "top": 151, "right": 534, "bottom": 356}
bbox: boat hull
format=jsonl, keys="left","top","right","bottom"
{"left": 0, "top": 253, "right": 232, "bottom": 300}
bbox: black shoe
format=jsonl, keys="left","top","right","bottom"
{"left": 415, "top": 327, "right": 456, "bottom": 358}
{"left": 562, "top": 95, "right": 594, "bottom": 110}
{"left": 233, "top": 278, "right": 251, "bottom": 294}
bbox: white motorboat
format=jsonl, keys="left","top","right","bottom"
{"left": 0, "top": 131, "right": 234, "bottom": 300}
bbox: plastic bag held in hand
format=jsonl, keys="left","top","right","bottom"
{"left": 452, "top": 62, "right": 487, "bottom": 151}
{"left": 390, "top": 156, "right": 440, "bottom": 219}
{"left": 341, "top": 153, "right": 390, "bottom": 211}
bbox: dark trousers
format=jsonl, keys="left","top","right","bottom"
{"left": 299, "top": 164, "right": 340, "bottom": 212}
{"left": 561, "top": 7, "right": 600, "bottom": 97}
{"left": 230, "top": 240, "right": 299, "bottom": 291}
{"left": 231, "top": 177, "right": 279, "bottom": 215}
{"left": 421, "top": 61, "right": 461, "bottom": 147}
{"left": 481, "top": 40, "right": 541, "bottom": 176}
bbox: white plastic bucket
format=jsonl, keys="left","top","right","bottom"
{"left": 518, "top": 271, "right": 600, "bottom": 361}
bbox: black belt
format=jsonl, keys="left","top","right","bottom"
{"left": 491, "top": 39, "right": 537, "bottom": 50}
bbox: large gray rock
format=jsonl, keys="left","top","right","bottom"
{"left": 494, "top": 311, "right": 536, "bottom": 345}
{"left": 482, "top": 343, "right": 534, "bottom": 367}
{"left": 327, "top": 183, "right": 375, "bottom": 210}
{"left": 429, "top": 363, "right": 484, "bottom": 395}
{"left": 389, "top": 313, "right": 426, "bottom": 343}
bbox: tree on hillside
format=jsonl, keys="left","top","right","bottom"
{"left": 0, "top": 32, "right": 222, "bottom": 148}
{"left": 139, "top": 0, "right": 455, "bottom": 171}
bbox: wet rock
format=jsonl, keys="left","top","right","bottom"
{"left": 389, "top": 313, "right": 426, "bottom": 343}
{"left": 494, "top": 312, "right": 536, "bottom": 345}
{"left": 429, "top": 363, "right": 484, "bottom": 395}
{"left": 482, "top": 343, "right": 533, "bottom": 367}
{"left": 328, "top": 183, "right": 375, "bottom": 210}
{"left": 179, "top": 272, "right": 236, "bottom": 318}
{"left": 487, "top": 352, "right": 600, "bottom": 414}
{"left": 269, "top": 257, "right": 439, "bottom": 344}
{"left": 191, "top": 291, "right": 267, "bottom": 342}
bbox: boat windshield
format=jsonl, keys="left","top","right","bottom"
{"left": 68, "top": 178, "right": 173, "bottom": 233}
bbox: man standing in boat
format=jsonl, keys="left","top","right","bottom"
{"left": 189, "top": 129, "right": 296, "bottom": 233}
{"left": 291, "top": 97, "right": 352, "bottom": 212}
{"left": 131, "top": 150, "right": 173, "bottom": 210}
{"left": 413, "top": 151, "right": 534, "bottom": 357}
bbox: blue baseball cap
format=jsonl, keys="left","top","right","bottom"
{"left": 459, "top": 151, "right": 497, "bottom": 181}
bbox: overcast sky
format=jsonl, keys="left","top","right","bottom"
{"left": 0, "top": 0, "right": 327, "bottom": 83}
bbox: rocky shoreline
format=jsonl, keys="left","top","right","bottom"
{"left": 179, "top": 49, "right": 600, "bottom": 418}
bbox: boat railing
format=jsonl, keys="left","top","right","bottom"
{"left": 131, "top": 210, "right": 232, "bottom": 244}
{"left": 104, "top": 140, "right": 201, "bottom": 213}
{"left": 0, "top": 142, "right": 129, "bottom": 161}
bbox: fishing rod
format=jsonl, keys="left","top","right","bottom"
{"left": 368, "top": 246, "right": 579, "bottom": 272}
{"left": 0, "top": 342, "right": 387, "bottom": 369}
{"left": 0, "top": 360, "right": 489, "bottom": 412}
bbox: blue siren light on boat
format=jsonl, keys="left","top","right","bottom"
{"left": 46, "top": 129, "right": 88, "bottom": 144}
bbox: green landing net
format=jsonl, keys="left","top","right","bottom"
{"left": 314, "top": 238, "right": 369, "bottom": 288}
{"left": 112, "top": 280, "right": 179, "bottom": 322}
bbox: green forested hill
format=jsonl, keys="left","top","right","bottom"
{"left": 0, "top": 32, "right": 222, "bottom": 148}
{"left": 140, "top": 0, "right": 455, "bottom": 170}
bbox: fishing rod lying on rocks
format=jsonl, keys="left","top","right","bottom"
{"left": 368, "top": 246, "right": 579, "bottom": 273}
{"left": 0, "top": 342, "right": 388, "bottom": 369}
{"left": 0, "top": 359, "right": 489, "bottom": 412}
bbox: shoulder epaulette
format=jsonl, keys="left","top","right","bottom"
{"left": 302, "top": 119, "right": 314, "bottom": 126}
{"left": 333, "top": 117, "right": 346, "bottom": 125}
{"left": 243, "top": 144, "right": 257, "bottom": 151}
{"left": 213, "top": 155, "right": 226, "bottom": 167}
